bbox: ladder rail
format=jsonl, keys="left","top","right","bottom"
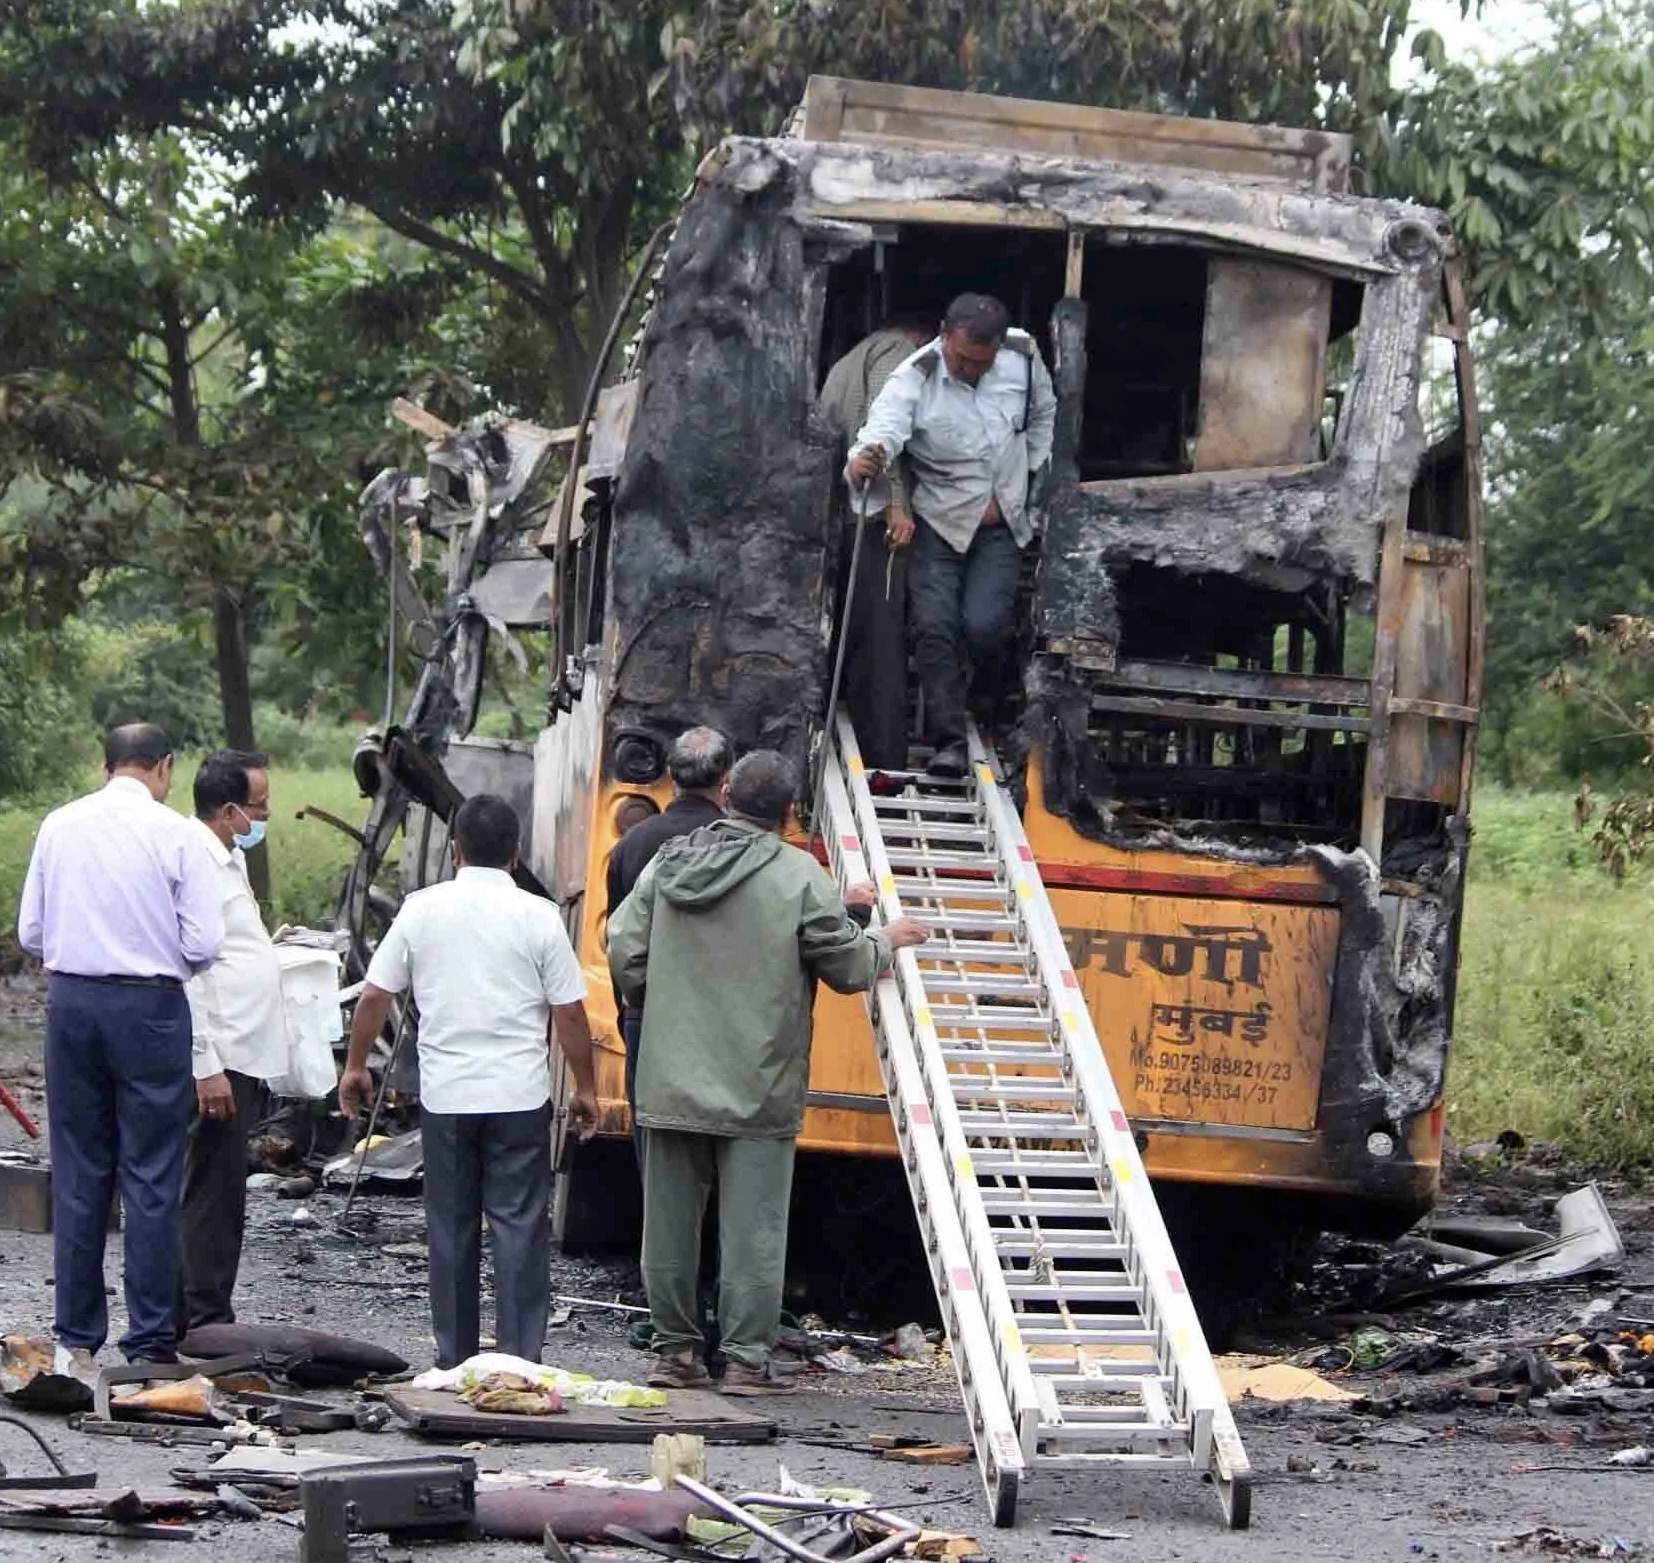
{"left": 962, "top": 730, "right": 1252, "bottom": 1503}
{"left": 816, "top": 710, "right": 1251, "bottom": 1529}
{"left": 819, "top": 754, "right": 1026, "bottom": 1524}
{"left": 832, "top": 718, "right": 1047, "bottom": 1454}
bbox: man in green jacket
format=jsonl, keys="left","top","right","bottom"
{"left": 608, "top": 750, "right": 928, "bottom": 1393}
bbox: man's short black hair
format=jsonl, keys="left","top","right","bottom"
{"left": 453, "top": 793, "right": 521, "bottom": 869}
{"left": 726, "top": 751, "right": 797, "bottom": 828}
{"left": 194, "top": 750, "right": 270, "bottom": 818}
{"left": 668, "top": 727, "right": 733, "bottom": 792}
{"left": 104, "top": 723, "right": 174, "bottom": 771}
{"left": 942, "top": 293, "right": 1011, "bottom": 345}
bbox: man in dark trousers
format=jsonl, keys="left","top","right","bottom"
{"left": 341, "top": 794, "right": 598, "bottom": 1368}
{"left": 605, "top": 726, "right": 732, "bottom": 1162}
{"left": 180, "top": 750, "right": 286, "bottom": 1332}
{"left": 17, "top": 724, "right": 224, "bottom": 1366}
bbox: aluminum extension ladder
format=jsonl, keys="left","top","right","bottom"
{"left": 818, "top": 712, "right": 1252, "bottom": 1529}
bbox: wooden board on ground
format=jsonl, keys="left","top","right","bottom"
{"left": 385, "top": 1386, "right": 777, "bottom": 1445}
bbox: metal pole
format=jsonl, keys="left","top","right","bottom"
{"left": 809, "top": 482, "right": 874, "bottom": 846}
{"left": 337, "top": 1003, "right": 411, "bottom": 1233}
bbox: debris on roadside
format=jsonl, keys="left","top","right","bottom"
{"left": 0, "top": 1335, "right": 94, "bottom": 1412}
{"left": 412, "top": 1354, "right": 666, "bottom": 1410}
{"left": 1493, "top": 1527, "right": 1639, "bottom": 1557}
{"left": 177, "top": 1323, "right": 409, "bottom": 1388}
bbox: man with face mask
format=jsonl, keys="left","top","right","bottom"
{"left": 179, "top": 750, "right": 287, "bottom": 1333}
{"left": 17, "top": 724, "right": 223, "bottom": 1367}
{"left": 340, "top": 794, "right": 599, "bottom": 1368}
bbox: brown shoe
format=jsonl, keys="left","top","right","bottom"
{"left": 720, "top": 1359, "right": 800, "bottom": 1396}
{"left": 647, "top": 1354, "right": 712, "bottom": 1390}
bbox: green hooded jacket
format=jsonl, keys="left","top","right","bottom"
{"left": 607, "top": 817, "right": 890, "bottom": 1138}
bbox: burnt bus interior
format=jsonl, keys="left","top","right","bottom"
{"left": 816, "top": 219, "right": 1470, "bottom": 862}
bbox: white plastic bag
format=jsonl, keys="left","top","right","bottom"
{"left": 268, "top": 945, "right": 343, "bottom": 1099}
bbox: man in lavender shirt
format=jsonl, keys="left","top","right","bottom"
{"left": 17, "top": 724, "right": 224, "bottom": 1365}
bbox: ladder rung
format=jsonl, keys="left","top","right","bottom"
{"left": 885, "top": 847, "right": 1000, "bottom": 870}
{"left": 997, "top": 1238, "right": 1128, "bottom": 1260}
{"left": 956, "top": 1112, "right": 1090, "bottom": 1139}
{"left": 1018, "top": 1325, "right": 1157, "bottom": 1346}
{"left": 872, "top": 794, "right": 984, "bottom": 817}
{"left": 948, "top": 1079, "right": 1074, "bottom": 1101}
{"left": 1035, "top": 1423, "right": 1189, "bottom": 1447}
{"left": 939, "top": 1046, "right": 1064, "bottom": 1068}
{"left": 928, "top": 1004, "right": 1052, "bottom": 1029}
{"left": 916, "top": 942, "right": 1032, "bottom": 965}
{"left": 1005, "top": 1282, "right": 1136, "bottom": 1303}
{"left": 879, "top": 820, "right": 993, "bottom": 844}
{"left": 891, "top": 879, "right": 1011, "bottom": 903}
{"left": 969, "top": 1147, "right": 1093, "bottom": 1171}
{"left": 913, "top": 913, "right": 1023, "bottom": 934}
{"left": 978, "top": 1194, "right": 1107, "bottom": 1218}
{"left": 922, "top": 974, "right": 1044, "bottom": 997}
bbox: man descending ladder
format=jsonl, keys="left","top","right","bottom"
{"left": 818, "top": 712, "right": 1252, "bottom": 1529}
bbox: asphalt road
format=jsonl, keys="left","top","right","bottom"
{"left": 0, "top": 983, "right": 1651, "bottom": 1561}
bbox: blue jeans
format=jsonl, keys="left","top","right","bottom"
{"left": 44, "top": 974, "right": 194, "bottom": 1360}
{"left": 909, "top": 518, "right": 1023, "bottom": 746}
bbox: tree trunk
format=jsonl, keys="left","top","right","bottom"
{"left": 212, "top": 585, "right": 268, "bottom": 902}
{"left": 160, "top": 286, "right": 269, "bottom": 902}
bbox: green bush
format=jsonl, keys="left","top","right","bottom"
{"left": 84, "top": 622, "right": 220, "bottom": 751}
{"left": 252, "top": 704, "right": 368, "bottom": 772}
{"left": 0, "top": 627, "right": 97, "bottom": 802}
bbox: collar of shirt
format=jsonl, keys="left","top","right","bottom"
{"left": 191, "top": 817, "right": 236, "bottom": 869}
{"left": 454, "top": 864, "right": 515, "bottom": 888}
{"left": 104, "top": 775, "right": 156, "bottom": 803}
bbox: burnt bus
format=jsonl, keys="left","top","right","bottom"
{"left": 532, "top": 78, "right": 1482, "bottom": 1304}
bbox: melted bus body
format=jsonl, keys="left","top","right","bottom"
{"left": 530, "top": 79, "right": 1482, "bottom": 1291}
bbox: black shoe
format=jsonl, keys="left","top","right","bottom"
{"left": 926, "top": 740, "right": 969, "bottom": 778}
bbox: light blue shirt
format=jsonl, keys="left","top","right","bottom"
{"left": 18, "top": 776, "right": 225, "bottom": 982}
{"left": 848, "top": 331, "right": 1058, "bottom": 552}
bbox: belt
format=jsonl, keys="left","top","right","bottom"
{"left": 50, "top": 972, "right": 183, "bottom": 990}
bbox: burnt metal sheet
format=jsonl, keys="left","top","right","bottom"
{"left": 468, "top": 557, "right": 555, "bottom": 629}
{"left": 1388, "top": 557, "right": 1470, "bottom": 805}
{"left": 1192, "top": 259, "right": 1331, "bottom": 472}
{"left": 385, "top": 1387, "right": 777, "bottom": 1445}
{"left": 799, "top": 76, "right": 1352, "bottom": 193}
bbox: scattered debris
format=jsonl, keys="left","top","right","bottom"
{"left": 1216, "top": 1357, "right": 1357, "bottom": 1404}
{"left": 477, "top": 1485, "right": 713, "bottom": 1543}
{"left": 0, "top": 1413, "right": 96, "bottom": 1488}
{"left": 650, "top": 1433, "right": 706, "bottom": 1490}
{"left": 299, "top": 1455, "right": 476, "bottom": 1563}
{"left": 1494, "top": 1528, "right": 1638, "bottom": 1557}
{"left": 322, "top": 1127, "right": 425, "bottom": 1190}
{"left": 1610, "top": 1448, "right": 1652, "bottom": 1468}
{"left": 1052, "top": 1519, "right": 1132, "bottom": 1540}
{"left": 276, "top": 1176, "right": 317, "bottom": 1201}
{"left": 178, "top": 1323, "right": 409, "bottom": 1388}
{"left": 0, "top": 1335, "right": 94, "bottom": 1412}
{"left": 890, "top": 1324, "right": 931, "bottom": 1362}
{"left": 412, "top": 1354, "right": 666, "bottom": 1410}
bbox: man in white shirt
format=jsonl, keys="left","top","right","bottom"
{"left": 180, "top": 750, "right": 287, "bottom": 1333}
{"left": 340, "top": 794, "right": 598, "bottom": 1368}
{"left": 848, "top": 292, "right": 1057, "bottom": 778}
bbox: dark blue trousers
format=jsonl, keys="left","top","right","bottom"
{"left": 44, "top": 975, "right": 194, "bottom": 1360}
{"left": 909, "top": 518, "right": 1023, "bottom": 746}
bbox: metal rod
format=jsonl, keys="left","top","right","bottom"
{"left": 809, "top": 483, "right": 873, "bottom": 847}
{"left": 337, "top": 1003, "right": 412, "bottom": 1232}
{"left": 0, "top": 1080, "right": 38, "bottom": 1138}
{"left": 674, "top": 1477, "right": 919, "bottom": 1563}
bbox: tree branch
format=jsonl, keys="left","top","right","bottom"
{"left": 365, "top": 201, "right": 554, "bottom": 318}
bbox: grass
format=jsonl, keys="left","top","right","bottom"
{"left": 1451, "top": 785, "right": 1654, "bottom": 1168}
{"left": 3, "top": 763, "right": 1652, "bottom": 1166}
{"left": 0, "top": 757, "right": 375, "bottom": 970}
